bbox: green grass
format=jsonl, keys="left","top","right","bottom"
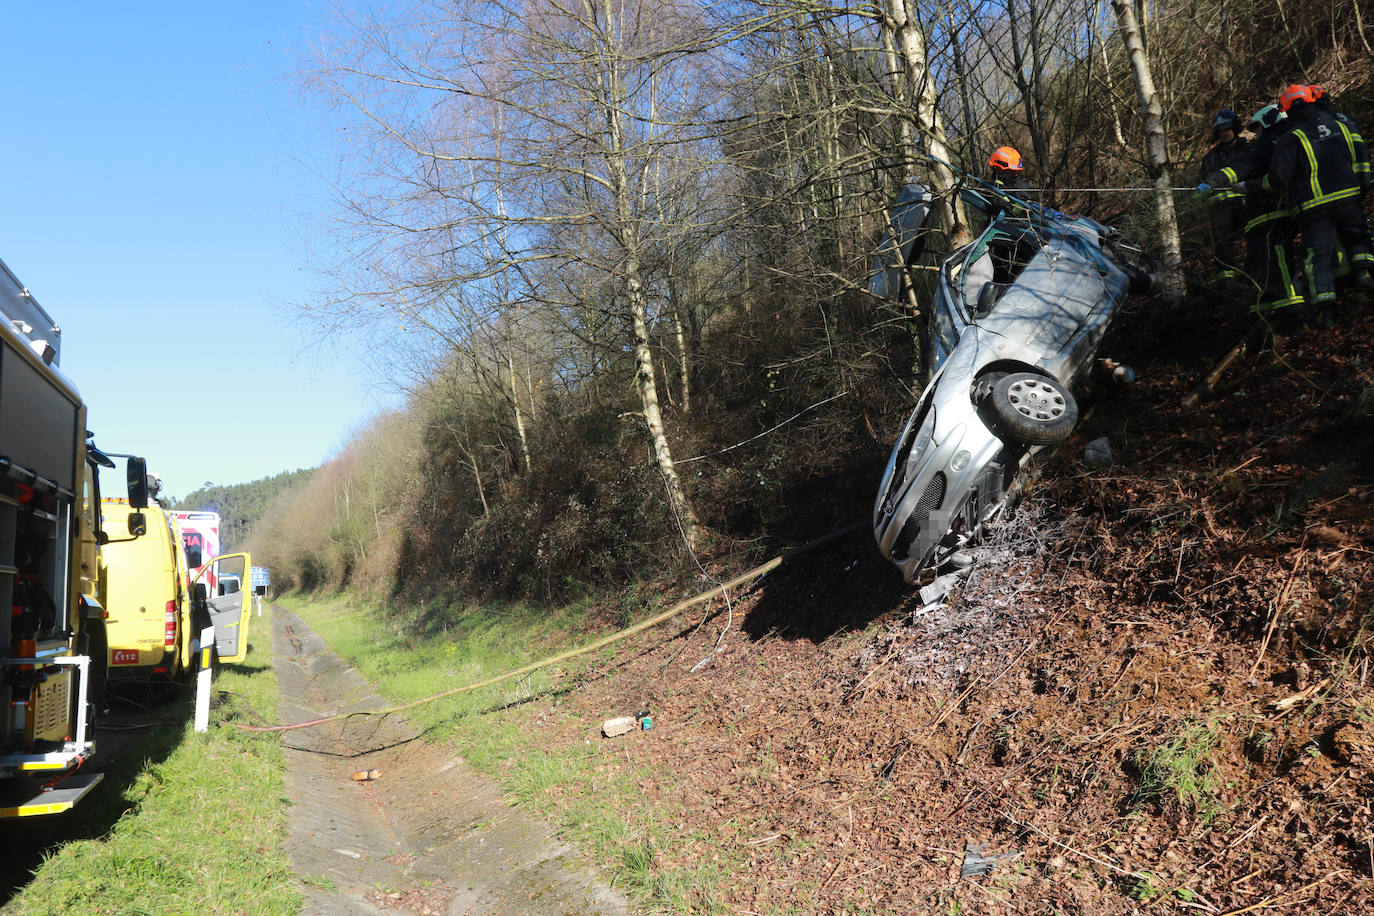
{"left": 4, "top": 632, "right": 298, "bottom": 916}
{"left": 1131, "top": 720, "right": 1223, "bottom": 825}
{"left": 283, "top": 592, "right": 744, "bottom": 914}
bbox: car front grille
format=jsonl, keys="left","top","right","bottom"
{"left": 893, "top": 473, "right": 946, "bottom": 560}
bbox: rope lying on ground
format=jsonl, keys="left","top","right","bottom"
{"left": 237, "top": 523, "right": 864, "bottom": 733}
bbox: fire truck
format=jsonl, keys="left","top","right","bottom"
{"left": 0, "top": 256, "right": 150, "bottom": 816}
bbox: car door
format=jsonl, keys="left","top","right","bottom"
{"left": 191, "top": 552, "right": 252, "bottom": 663}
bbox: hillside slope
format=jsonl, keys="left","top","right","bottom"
{"left": 174, "top": 468, "right": 314, "bottom": 551}
{"left": 519, "top": 293, "right": 1374, "bottom": 913}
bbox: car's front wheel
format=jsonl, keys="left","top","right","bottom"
{"left": 989, "top": 372, "right": 1078, "bottom": 446}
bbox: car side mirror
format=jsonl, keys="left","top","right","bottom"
{"left": 126, "top": 458, "right": 149, "bottom": 509}
{"left": 127, "top": 512, "right": 146, "bottom": 537}
{"left": 193, "top": 583, "right": 207, "bottom": 604}
{"left": 187, "top": 549, "right": 202, "bottom": 569}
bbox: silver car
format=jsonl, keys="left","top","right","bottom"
{"left": 872, "top": 184, "right": 1147, "bottom": 583}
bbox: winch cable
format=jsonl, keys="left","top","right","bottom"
{"left": 237, "top": 522, "right": 865, "bottom": 734}
{"left": 1011, "top": 187, "right": 1199, "bottom": 193}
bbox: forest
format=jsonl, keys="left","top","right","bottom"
{"left": 243, "top": 0, "right": 1370, "bottom": 608}
{"left": 173, "top": 468, "right": 315, "bottom": 551}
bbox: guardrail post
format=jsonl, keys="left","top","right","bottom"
{"left": 194, "top": 625, "right": 215, "bottom": 733}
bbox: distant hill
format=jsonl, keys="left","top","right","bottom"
{"left": 171, "top": 468, "right": 316, "bottom": 551}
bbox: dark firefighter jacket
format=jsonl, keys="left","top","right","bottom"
{"left": 1263, "top": 106, "right": 1371, "bottom": 214}
{"left": 1206, "top": 121, "right": 1294, "bottom": 231}
{"left": 990, "top": 175, "right": 1035, "bottom": 218}
{"left": 1200, "top": 138, "right": 1249, "bottom": 206}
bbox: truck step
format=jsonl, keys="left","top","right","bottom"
{"left": 0, "top": 771, "right": 104, "bottom": 817}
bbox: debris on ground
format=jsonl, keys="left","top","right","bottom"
{"left": 960, "top": 842, "right": 1021, "bottom": 878}
{"left": 601, "top": 716, "right": 638, "bottom": 738}
{"left": 1083, "top": 435, "right": 1113, "bottom": 467}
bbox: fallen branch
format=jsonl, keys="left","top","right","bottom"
{"left": 1215, "top": 870, "right": 1346, "bottom": 916}
{"left": 1249, "top": 547, "right": 1307, "bottom": 679}
{"left": 1183, "top": 322, "right": 1261, "bottom": 409}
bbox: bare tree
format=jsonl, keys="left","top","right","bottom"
{"left": 307, "top": 0, "right": 739, "bottom": 550}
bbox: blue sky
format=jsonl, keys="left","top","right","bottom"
{"left": 2, "top": 3, "right": 397, "bottom": 502}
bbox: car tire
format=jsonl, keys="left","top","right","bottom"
{"left": 989, "top": 372, "right": 1078, "bottom": 446}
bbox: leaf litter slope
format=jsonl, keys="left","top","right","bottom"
{"left": 525, "top": 296, "right": 1374, "bottom": 914}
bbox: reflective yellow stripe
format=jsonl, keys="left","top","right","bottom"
{"left": 1276, "top": 246, "right": 1302, "bottom": 304}
{"left": 1221, "top": 167, "right": 1239, "bottom": 183}
{"left": 19, "top": 762, "right": 69, "bottom": 771}
{"left": 1340, "top": 122, "right": 1358, "bottom": 164}
{"left": 1245, "top": 210, "right": 1286, "bottom": 232}
{"left": 201, "top": 647, "right": 212, "bottom": 667}
{"left": 0, "top": 799, "right": 78, "bottom": 817}
{"left": 1297, "top": 132, "right": 1322, "bottom": 203}
{"left": 1295, "top": 187, "right": 1360, "bottom": 211}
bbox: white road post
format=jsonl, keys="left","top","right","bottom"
{"left": 194, "top": 624, "right": 215, "bottom": 733}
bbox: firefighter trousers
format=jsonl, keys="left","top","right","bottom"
{"left": 1242, "top": 214, "right": 1303, "bottom": 312}
{"left": 1208, "top": 202, "right": 1247, "bottom": 284}
{"left": 1297, "top": 200, "right": 1373, "bottom": 306}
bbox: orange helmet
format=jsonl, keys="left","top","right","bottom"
{"left": 988, "top": 146, "right": 1024, "bottom": 172}
{"left": 1277, "top": 84, "right": 1321, "bottom": 112}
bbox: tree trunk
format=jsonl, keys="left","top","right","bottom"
{"left": 1110, "top": 0, "right": 1184, "bottom": 302}
{"left": 1096, "top": 23, "right": 1129, "bottom": 147}
{"left": 949, "top": 17, "right": 979, "bottom": 172}
{"left": 882, "top": 0, "right": 972, "bottom": 246}
{"left": 592, "top": 0, "right": 701, "bottom": 550}
{"left": 629, "top": 261, "right": 701, "bottom": 549}
{"left": 671, "top": 287, "right": 691, "bottom": 414}
{"left": 1006, "top": 0, "right": 1049, "bottom": 173}
{"left": 468, "top": 451, "right": 489, "bottom": 517}
{"left": 506, "top": 344, "right": 532, "bottom": 473}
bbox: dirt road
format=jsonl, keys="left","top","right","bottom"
{"left": 273, "top": 608, "right": 631, "bottom": 915}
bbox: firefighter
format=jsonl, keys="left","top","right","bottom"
{"left": 988, "top": 146, "right": 1032, "bottom": 193}
{"left": 1262, "top": 84, "right": 1374, "bottom": 315}
{"left": 1313, "top": 85, "right": 1373, "bottom": 290}
{"left": 1195, "top": 109, "right": 1249, "bottom": 290}
{"left": 1201, "top": 105, "right": 1304, "bottom": 313}
{"left": 983, "top": 146, "right": 1040, "bottom": 287}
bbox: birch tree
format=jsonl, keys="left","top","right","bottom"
{"left": 308, "top": 0, "right": 730, "bottom": 550}
{"left": 1109, "top": 0, "right": 1184, "bottom": 301}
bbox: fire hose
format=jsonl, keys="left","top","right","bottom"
{"left": 236, "top": 523, "right": 864, "bottom": 733}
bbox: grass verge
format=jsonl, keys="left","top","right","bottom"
{"left": 3, "top": 630, "right": 298, "bottom": 916}
{"left": 283, "top": 592, "right": 735, "bottom": 913}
